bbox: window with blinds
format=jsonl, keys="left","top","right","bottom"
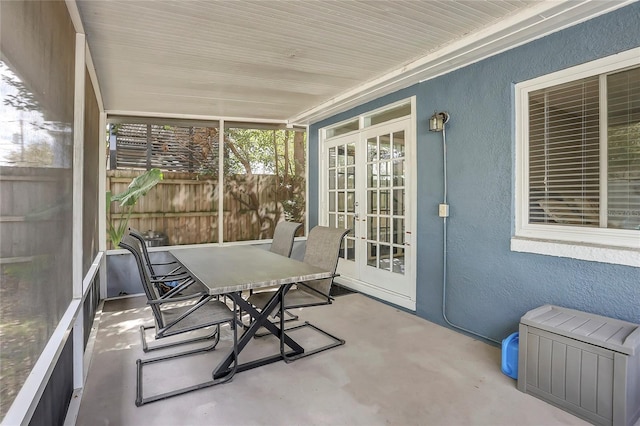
{"left": 528, "top": 77, "right": 600, "bottom": 227}
{"left": 526, "top": 66, "right": 640, "bottom": 231}
{"left": 607, "top": 67, "right": 640, "bottom": 230}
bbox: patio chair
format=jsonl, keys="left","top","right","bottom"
{"left": 248, "top": 221, "right": 303, "bottom": 323}
{"left": 269, "top": 221, "right": 302, "bottom": 257}
{"left": 119, "top": 234, "right": 238, "bottom": 406}
{"left": 247, "top": 225, "right": 349, "bottom": 361}
{"left": 124, "top": 229, "right": 217, "bottom": 352}
{"left": 128, "top": 227, "right": 195, "bottom": 297}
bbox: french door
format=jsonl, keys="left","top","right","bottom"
{"left": 323, "top": 117, "right": 415, "bottom": 310}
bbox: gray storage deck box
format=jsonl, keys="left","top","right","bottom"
{"left": 518, "top": 305, "right": 640, "bottom": 426}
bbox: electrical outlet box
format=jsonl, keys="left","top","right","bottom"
{"left": 439, "top": 203, "right": 449, "bottom": 218}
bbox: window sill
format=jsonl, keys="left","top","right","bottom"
{"left": 510, "top": 237, "right": 640, "bottom": 267}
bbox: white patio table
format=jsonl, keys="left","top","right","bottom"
{"left": 169, "top": 245, "right": 333, "bottom": 378}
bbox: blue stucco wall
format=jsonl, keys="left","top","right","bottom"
{"left": 310, "top": 3, "right": 640, "bottom": 344}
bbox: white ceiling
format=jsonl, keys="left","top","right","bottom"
{"left": 75, "top": 0, "right": 633, "bottom": 124}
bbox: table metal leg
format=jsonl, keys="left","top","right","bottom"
{"left": 212, "top": 284, "right": 304, "bottom": 379}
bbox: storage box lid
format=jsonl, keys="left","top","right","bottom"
{"left": 521, "top": 305, "right": 640, "bottom": 355}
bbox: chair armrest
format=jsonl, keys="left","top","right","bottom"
{"left": 150, "top": 260, "right": 179, "bottom": 266}
{"left": 296, "top": 279, "right": 335, "bottom": 301}
{"left": 151, "top": 265, "right": 187, "bottom": 280}
{"left": 159, "top": 278, "right": 197, "bottom": 299}
{"left": 150, "top": 272, "right": 192, "bottom": 284}
{"left": 148, "top": 292, "right": 209, "bottom": 305}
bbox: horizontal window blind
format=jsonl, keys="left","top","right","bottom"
{"left": 528, "top": 77, "right": 600, "bottom": 227}
{"left": 607, "top": 67, "right": 640, "bottom": 230}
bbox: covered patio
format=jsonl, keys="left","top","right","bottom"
{"left": 77, "top": 293, "right": 584, "bottom": 425}
{"left": 1, "top": 1, "right": 638, "bottom": 425}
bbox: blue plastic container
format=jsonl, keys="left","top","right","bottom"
{"left": 501, "top": 332, "right": 519, "bottom": 379}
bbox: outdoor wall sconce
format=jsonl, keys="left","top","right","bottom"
{"left": 429, "top": 111, "right": 450, "bottom": 132}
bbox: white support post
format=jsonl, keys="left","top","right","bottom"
{"left": 99, "top": 112, "right": 108, "bottom": 298}
{"left": 72, "top": 32, "right": 86, "bottom": 389}
{"left": 218, "top": 120, "right": 225, "bottom": 245}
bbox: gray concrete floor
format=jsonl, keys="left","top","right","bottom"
{"left": 76, "top": 293, "right": 587, "bottom": 426}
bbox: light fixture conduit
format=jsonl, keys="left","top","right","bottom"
{"left": 432, "top": 112, "right": 500, "bottom": 345}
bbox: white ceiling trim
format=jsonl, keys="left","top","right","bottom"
{"left": 105, "top": 109, "right": 289, "bottom": 125}
{"left": 85, "top": 45, "right": 105, "bottom": 114}
{"left": 66, "top": 0, "right": 105, "bottom": 113}
{"left": 65, "top": 0, "right": 85, "bottom": 34}
{"left": 290, "top": 0, "right": 636, "bottom": 125}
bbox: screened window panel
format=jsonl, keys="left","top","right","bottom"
{"left": 223, "top": 127, "right": 306, "bottom": 242}
{"left": 528, "top": 77, "right": 600, "bottom": 227}
{"left": 607, "top": 67, "right": 640, "bottom": 230}
{"left": 0, "top": 0, "right": 75, "bottom": 418}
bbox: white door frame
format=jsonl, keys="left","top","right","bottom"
{"left": 318, "top": 97, "right": 417, "bottom": 310}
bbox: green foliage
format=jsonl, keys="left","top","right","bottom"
{"left": 224, "top": 128, "right": 279, "bottom": 175}
{"left": 5, "top": 141, "right": 53, "bottom": 167}
{"left": 107, "top": 168, "right": 163, "bottom": 248}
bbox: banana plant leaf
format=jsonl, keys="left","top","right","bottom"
{"left": 108, "top": 168, "right": 163, "bottom": 248}
{"left": 111, "top": 168, "right": 163, "bottom": 207}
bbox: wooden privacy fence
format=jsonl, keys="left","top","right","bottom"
{"left": 0, "top": 167, "right": 72, "bottom": 260}
{"left": 107, "top": 170, "right": 291, "bottom": 248}
{"left": 0, "top": 167, "right": 74, "bottom": 411}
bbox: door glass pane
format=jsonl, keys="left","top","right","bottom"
{"left": 393, "top": 189, "right": 404, "bottom": 215}
{"left": 364, "top": 104, "right": 411, "bottom": 127}
{"left": 346, "top": 166, "right": 355, "bottom": 189}
{"left": 380, "top": 134, "right": 391, "bottom": 159}
{"left": 329, "top": 169, "right": 336, "bottom": 190}
{"left": 338, "top": 214, "right": 346, "bottom": 229}
{"left": 393, "top": 247, "right": 405, "bottom": 274}
{"left": 346, "top": 238, "right": 355, "bottom": 260}
{"left": 379, "top": 216, "right": 390, "bottom": 242}
{"left": 347, "top": 215, "right": 355, "bottom": 235}
{"left": 379, "top": 244, "right": 391, "bottom": 270}
{"left": 393, "top": 160, "right": 404, "bottom": 186}
{"left": 367, "top": 243, "right": 377, "bottom": 267}
{"left": 393, "top": 219, "right": 404, "bottom": 245}
{"left": 393, "top": 131, "right": 405, "bottom": 158}
{"left": 394, "top": 218, "right": 405, "bottom": 244}
{"left": 329, "top": 213, "right": 335, "bottom": 227}
{"left": 337, "top": 145, "right": 346, "bottom": 167}
{"left": 368, "top": 164, "right": 377, "bottom": 188}
{"left": 380, "top": 161, "right": 390, "bottom": 187}
{"left": 367, "top": 137, "right": 377, "bottom": 161}
{"left": 326, "top": 120, "right": 359, "bottom": 138}
{"left": 347, "top": 143, "right": 356, "bottom": 165}
{"left": 347, "top": 191, "right": 355, "bottom": 212}
{"left": 329, "top": 147, "right": 336, "bottom": 167}
{"left": 368, "top": 216, "right": 377, "bottom": 240}
{"left": 368, "top": 190, "right": 377, "bottom": 214}
{"left": 338, "top": 237, "right": 346, "bottom": 259}
{"left": 337, "top": 191, "right": 345, "bottom": 211}
{"left": 329, "top": 192, "right": 336, "bottom": 212}
{"left": 337, "top": 170, "right": 345, "bottom": 189}
{"left": 380, "top": 189, "right": 391, "bottom": 214}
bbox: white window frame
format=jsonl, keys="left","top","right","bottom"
{"left": 513, "top": 47, "right": 640, "bottom": 267}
